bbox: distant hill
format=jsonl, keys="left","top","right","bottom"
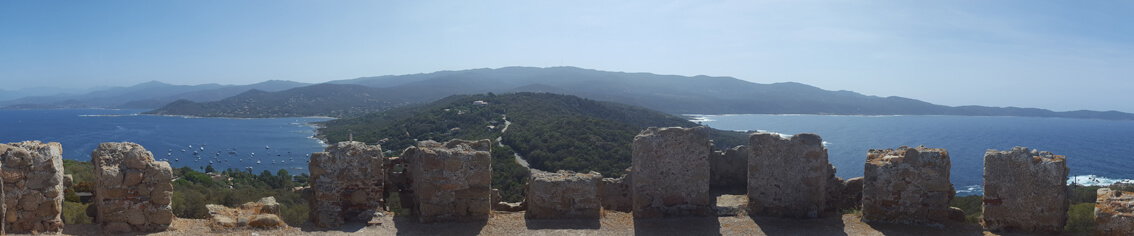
{"left": 144, "top": 83, "right": 423, "bottom": 118}
{"left": 115, "top": 80, "right": 311, "bottom": 109}
{"left": 317, "top": 92, "right": 749, "bottom": 202}
{"left": 165, "top": 66, "right": 1133, "bottom": 120}
{"left": 1, "top": 80, "right": 310, "bottom": 110}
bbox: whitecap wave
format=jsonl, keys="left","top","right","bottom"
{"left": 954, "top": 184, "right": 984, "bottom": 196}
{"left": 1068, "top": 175, "right": 1134, "bottom": 186}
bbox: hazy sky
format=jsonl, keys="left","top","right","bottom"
{"left": 3, "top": 1, "right": 1133, "bottom": 112}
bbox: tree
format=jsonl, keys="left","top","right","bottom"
{"left": 205, "top": 165, "right": 216, "bottom": 173}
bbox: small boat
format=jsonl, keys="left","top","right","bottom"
{"left": 229, "top": 151, "right": 236, "bottom": 154}
{"left": 181, "top": 149, "right": 186, "bottom": 152}
{"left": 209, "top": 161, "right": 213, "bottom": 164}
{"left": 175, "top": 158, "right": 179, "bottom": 162}
{"left": 265, "top": 145, "right": 270, "bottom": 149}
{"left": 257, "top": 160, "right": 261, "bottom": 164}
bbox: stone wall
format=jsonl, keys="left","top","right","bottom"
{"left": 91, "top": 142, "right": 174, "bottom": 233}
{"left": 403, "top": 139, "right": 492, "bottom": 223}
{"left": 631, "top": 126, "right": 712, "bottom": 218}
{"left": 0, "top": 141, "right": 64, "bottom": 233}
{"left": 600, "top": 173, "right": 632, "bottom": 212}
{"left": 981, "top": 147, "right": 1069, "bottom": 233}
{"left": 1095, "top": 188, "right": 1134, "bottom": 236}
{"left": 525, "top": 170, "right": 603, "bottom": 219}
{"left": 862, "top": 146, "right": 954, "bottom": 226}
{"left": 748, "top": 133, "right": 829, "bottom": 218}
{"left": 307, "top": 141, "right": 385, "bottom": 228}
{"left": 710, "top": 145, "right": 748, "bottom": 187}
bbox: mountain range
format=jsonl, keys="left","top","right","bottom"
{"left": 0, "top": 80, "right": 310, "bottom": 109}
{"left": 5, "top": 66, "right": 1132, "bottom": 120}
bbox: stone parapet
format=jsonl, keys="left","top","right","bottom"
{"left": 631, "top": 127, "right": 712, "bottom": 218}
{"left": 403, "top": 139, "right": 492, "bottom": 223}
{"left": 748, "top": 133, "right": 829, "bottom": 218}
{"left": 0, "top": 141, "right": 65, "bottom": 233}
{"left": 981, "top": 147, "right": 1069, "bottom": 233}
{"left": 308, "top": 141, "right": 385, "bottom": 228}
{"left": 862, "top": 146, "right": 953, "bottom": 226}
{"left": 710, "top": 145, "right": 748, "bottom": 188}
{"left": 525, "top": 170, "right": 603, "bottom": 219}
{"left": 1096, "top": 188, "right": 1134, "bottom": 236}
{"left": 600, "top": 173, "right": 632, "bottom": 212}
{"left": 91, "top": 142, "right": 174, "bottom": 234}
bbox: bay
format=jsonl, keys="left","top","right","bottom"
{"left": 0, "top": 109, "right": 332, "bottom": 174}
{"left": 693, "top": 114, "right": 1134, "bottom": 195}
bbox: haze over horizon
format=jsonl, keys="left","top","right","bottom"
{"left": 3, "top": 1, "right": 1132, "bottom": 112}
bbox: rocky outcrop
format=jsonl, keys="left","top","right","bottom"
{"left": 600, "top": 173, "right": 632, "bottom": 212}
{"left": 748, "top": 133, "right": 829, "bottom": 218}
{"left": 525, "top": 170, "right": 603, "bottom": 219}
{"left": 862, "top": 146, "right": 954, "bottom": 226}
{"left": 710, "top": 145, "right": 748, "bottom": 187}
{"left": 631, "top": 127, "right": 712, "bottom": 218}
{"left": 402, "top": 139, "right": 492, "bottom": 223}
{"left": 207, "top": 197, "right": 286, "bottom": 230}
{"left": 0, "top": 141, "right": 65, "bottom": 233}
{"left": 981, "top": 147, "right": 1069, "bottom": 233}
{"left": 91, "top": 142, "right": 174, "bottom": 234}
{"left": 308, "top": 141, "right": 385, "bottom": 228}
{"left": 1096, "top": 188, "right": 1134, "bottom": 236}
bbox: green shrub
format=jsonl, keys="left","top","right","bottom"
{"left": 1065, "top": 202, "right": 1095, "bottom": 232}
{"left": 61, "top": 201, "right": 92, "bottom": 224}
{"left": 949, "top": 195, "right": 983, "bottom": 223}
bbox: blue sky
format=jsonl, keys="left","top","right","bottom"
{"left": 2, "top": 1, "right": 1132, "bottom": 112}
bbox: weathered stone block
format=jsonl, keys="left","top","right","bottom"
{"left": 1096, "top": 188, "right": 1134, "bottom": 236}
{"left": 600, "top": 173, "right": 632, "bottom": 212}
{"left": 862, "top": 146, "right": 953, "bottom": 226}
{"left": 525, "top": 170, "right": 603, "bottom": 219}
{"left": 981, "top": 147, "right": 1068, "bottom": 233}
{"left": 92, "top": 142, "right": 174, "bottom": 233}
{"left": 0, "top": 141, "right": 65, "bottom": 234}
{"left": 710, "top": 145, "right": 748, "bottom": 187}
{"left": 307, "top": 141, "right": 385, "bottom": 228}
{"left": 631, "top": 127, "right": 712, "bottom": 218}
{"left": 748, "top": 133, "right": 829, "bottom": 218}
{"left": 403, "top": 139, "right": 492, "bottom": 223}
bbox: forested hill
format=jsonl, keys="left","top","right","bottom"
{"left": 319, "top": 92, "right": 748, "bottom": 176}
{"left": 144, "top": 83, "right": 424, "bottom": 118}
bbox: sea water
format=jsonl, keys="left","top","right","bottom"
{"left": 692, "top": 114, "right": 1134, "bottom": 196}
{"left": 0, "top": 109, "right": 331, "bottom": 174}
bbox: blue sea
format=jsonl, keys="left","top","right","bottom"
{"left": 0, "top": 109, "right": 331, "bottom": 174}
{"left": 692, "top": 114, "right": 1134, "bottom": 196}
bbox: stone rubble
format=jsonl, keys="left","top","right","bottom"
{"left": 631, "top": 127, "right": 713, "bottom": 218}
{"left": 402, "top": 139, "right": 493, "bottom": 223}
{"left": 91, "top": 142, "right": 175, "bottom": 234}
{"left": 981, "top": 147, "right": 1069, "bottom": 233}
{"left": 861, "top": 146, "right": 954, "bottom": 226}
{"left": 525, "top": 170, "right": 603, "bottom": 219}
{"left": 748, "top": 133, "right": 830, "bottom": 218}
{"left": 307, "top": 141, "right": 386, "bottom": 228}
{"left": 207, "top": 196, "right": 286, "bottom": 230}
{"left": 0, "top": 141, "right": 65, "bottom": 233}
{"left": 1095, "top": 188, "right": 1134, "bottom": 236}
